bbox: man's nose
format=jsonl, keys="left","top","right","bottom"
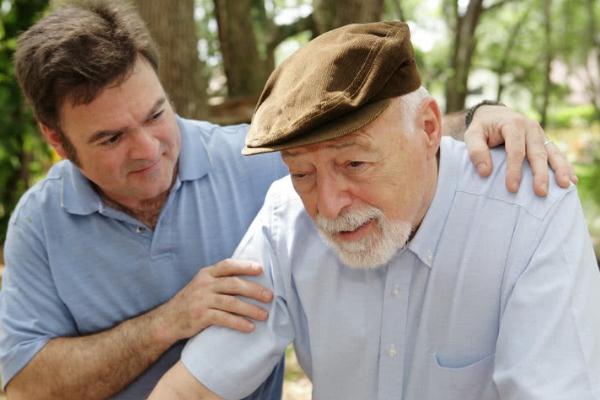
{"left": 130, "top": 128, "right": 159, "bottom": 159}
{"left": 316, "top": 173, "right": 353, "bottom": 219}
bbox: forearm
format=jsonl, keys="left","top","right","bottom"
{"left": 149, "top": 361, "right": 222, "bottom": 400}
{"left": 441, "top": 111, "right": 466, "bottom": 140}
{"left": 6, "top": 307, "right": 175, "bottom": 400}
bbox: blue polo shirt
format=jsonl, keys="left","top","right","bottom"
{"left": 0, "top": 117, "right": 288, "bottom": 399}
{"left": 183, "top": 137, "right": 600, "bottom": 399}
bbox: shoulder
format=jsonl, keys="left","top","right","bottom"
{"left": 9, "top": 161, "right": 69, "bottom": 227}
{"left": 442, "top": 137, "right": 575, "bottom": 221}
{"left": 263, "top": 176, "right": 303, "bottom": 214}
{"left": 179, "top": 117, "right": 287, "bottom": 182}
{"left": 257, "top": 177, "right": 312, "bottom": 243}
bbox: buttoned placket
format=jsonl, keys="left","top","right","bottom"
{"left": 377, "top": 251, "right": 414, "bottom": 400}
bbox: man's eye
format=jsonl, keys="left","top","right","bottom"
{"left": 151, "top": 110, "right": 164, "bottom": 120}
{"left": 101, "top": 134, "right": 122, "bottom": 146}
{"left": 347, "top": 161, "right": 365, "bottom": 169}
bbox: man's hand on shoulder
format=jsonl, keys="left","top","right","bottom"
{"left": 150, "top": 259, "right": 273, "bottom": 345}
{"left": 464, "top": 104, "right": 576, "bottom": 196}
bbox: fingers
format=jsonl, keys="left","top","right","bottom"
{"left": 212, "top": 293, "right": 268, "bottom": 321}
{"left": 464, "top": 122, "right": 493, "bottom": 177}
{"left": 205, "top": 259, "right": 273, "bottom": 302}
{"left": 500, "top": 123, "right": 526, "bottom": 193}
{"left": 204, "top": 309, "right": 257, "bottom": 333}
{"left": 213, "top": 275, "right": 273, "bottom": 302}
{"left": 208, "top": 258, "right": 264, "bottom": 278}
{"left": 524, "top": 122, "right": 549, "bottom": 196}
{"left": 546, "top": 141, "right": 577, "bottom": 188}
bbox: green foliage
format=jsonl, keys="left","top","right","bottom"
{"left": 0, "top": 0, "right": 51, "bottom": 243}
{"left": 577, "top": 162, "right": 600, "bottom": 206}
{"left": 548, "top": 105, "right": 598, "bottom": 128}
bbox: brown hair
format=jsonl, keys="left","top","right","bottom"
{"left": 14, "top": 0, "right": 159, "bottom": 160}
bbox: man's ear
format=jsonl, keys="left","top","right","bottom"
{"left": 417, "top": 98, "right": 442, "bottom": 158}
{"left": 39, "top": 123, "right": 67, "bottom": 159}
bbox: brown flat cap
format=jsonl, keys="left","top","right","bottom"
{"left": 243, "top": 21, "right": 421, "bottom": 155}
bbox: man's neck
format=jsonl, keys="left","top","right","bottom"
{"left": 95, "top": 165, "right": 178, "bottom": 230}
{"left": 408, "top": 153, "right": 440, "bottom": 242}
{"left": 101, "top": 191, "right": 169, "bottom": 230}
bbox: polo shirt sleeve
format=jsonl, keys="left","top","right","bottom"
{"left": 181, "top": 192, "right": 295, "bottom": 400}
{"left": 494, "top": 189, "right": 600, "bottom": 399}
{"left": 0, "top": 207, "right": 77, "bottom": 388}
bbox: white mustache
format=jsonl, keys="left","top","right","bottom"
{"left": 315, "top": 207, "right": 383, "bottom": 234}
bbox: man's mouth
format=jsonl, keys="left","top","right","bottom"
{"left": 131, "top": 158, "right": 160, "bottom": 174}
{"left": 336, "top": 219, "right": 375, "bottom": 241}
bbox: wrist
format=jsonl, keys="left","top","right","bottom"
{"left": 139, "top": 304, "right": 180, "bottom": 349}
{"left": 465, "top": 100, "right": 505, "bottom": 127}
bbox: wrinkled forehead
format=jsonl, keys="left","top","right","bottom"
{"left": 280, "top": 130, "right": 379, "bottom": 160}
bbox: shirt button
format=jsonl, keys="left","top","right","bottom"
{"left": 388, "top": 344, "right": 397, "bottom": 358}
{"left": 135, "top": 226, "right": 145, "bottom": 233}
{"left": 392, "top": 284, "right": 401, "bottom": 297}
{"left": 426, "top": 250, "right": 433, "bottom": 264}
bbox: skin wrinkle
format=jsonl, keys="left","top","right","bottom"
{"left": 43, "top": 57, "right": 181, "bottom": 229}
{"left": 283, "top": 96, "right": 440, "bottom": 269}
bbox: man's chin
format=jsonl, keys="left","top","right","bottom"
{"left": 324, "top": 230, "right": 411, "bottom": 270}
{"left": 315, "top": 213, "right": 413, "bottom": 270}
{"left": 332, "top": 246, "right": 400, "bottom": 270}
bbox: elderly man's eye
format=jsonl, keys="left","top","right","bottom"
{"left": 347, "top": 161, "right": 365, "bottom": 168}
{"left": 151, "top": 110, "right": 164, "bottom": 120}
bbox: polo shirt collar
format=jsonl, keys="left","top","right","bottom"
{"left": 60, "top": 162, "right": 103, "bottom": 215}
{"left": 408, "top": 137, "right": 459, "bottom": 268}
{"left": 177, "top": 116, "right": 212, "bottom": 182}
{"left": 61, "top": 116, "right": 212, "bottom": 215}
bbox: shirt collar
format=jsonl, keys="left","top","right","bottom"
{"left": 60, "top": 162, "right": 103, "bottom": 215}
{"left": 176, "top": 116, "right": 212, "bottom": 181}
{"left": 61, "top": 115, "right": 212, "bottom": 215}
{"left": 408, "top": 137, "right": 460, "bottom": 268}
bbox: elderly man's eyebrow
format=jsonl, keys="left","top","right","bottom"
{"left": 145, "top": 97, "right": 166, "bottom": 121}
{"left": 282, "top": 138, "right": 375, "bottom": 158}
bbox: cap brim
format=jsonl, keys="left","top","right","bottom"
{"left": 242, "top": 98, "right": 391, "bottom": 155}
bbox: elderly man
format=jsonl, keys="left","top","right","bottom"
{"left": 151, "top": 21, "right": 600, "bottom": 399}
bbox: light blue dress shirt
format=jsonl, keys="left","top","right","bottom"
{"left": 0, "top": 117, "right": 288, "bottom": 399}
{"left": 183, "top": 137, "right": 600, "bottom": 400}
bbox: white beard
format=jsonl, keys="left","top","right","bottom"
{"left": 315, "top": 206, "right": 413, "bottom": 269}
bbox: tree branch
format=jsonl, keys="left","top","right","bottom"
{"left": 267, "top": 13, "right": 316, "bottom": 51}
{"left": 483, "top": 0, "right": 520, "bottom": 13}
{"left": 390, "top": 0, "right": 405, "bottom": 21}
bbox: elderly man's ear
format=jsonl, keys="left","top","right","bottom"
{"left": 416, "top": 98, "right": 442, "bottom": 159}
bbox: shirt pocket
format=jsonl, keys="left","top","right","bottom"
{"left": 425, "top": 353, "right": 499, "bottom": 400}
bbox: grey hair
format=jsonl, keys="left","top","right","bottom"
{"left": 397, "top": 86, "right": 430, "bottom": 134}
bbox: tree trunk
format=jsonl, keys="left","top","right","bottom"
{"left": 313, "top": 0, "right": 385, "bottom": 34}
{"left": 213, "top": 0, "right": 268, "bottom": 98}
{"left": 444, "top": 0, "right": 483, "bottom": 113}
{"left": 133, "top": 0, "right": 208, "bottom": 119}
{"left": 539, "top": 0, "right": 552, "bottom": 128}
{"left": 389, "top": 0, "right": 406, "bottom": 21}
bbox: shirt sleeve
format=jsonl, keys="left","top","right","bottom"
{"left": 181, "top": 194, "right": 295, "bottom": 400}
{"left": 494, "top": 190, "right": 600, "bottom": 399}
{"left": 0, "top": 209, "right": 78, "bottom": 388}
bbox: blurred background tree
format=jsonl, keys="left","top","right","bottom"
{"left": 1, "top": 0, "right": 599, "bottom": 260}
{"left": 0, "top": 0, "right": 51, "bottom": 254}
